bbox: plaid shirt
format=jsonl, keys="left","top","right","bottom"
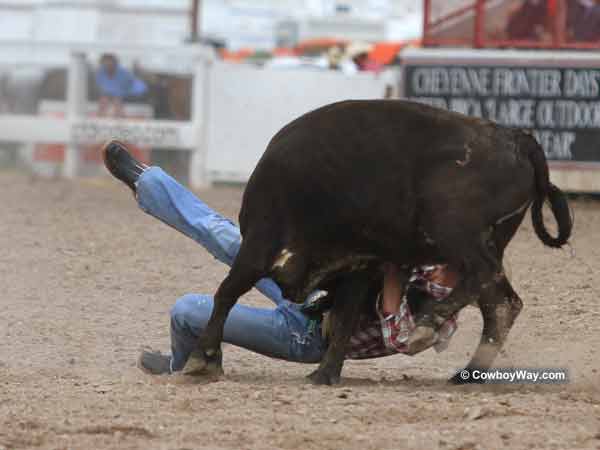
{"left": 345, "top": 265, "right": 458, "bottom": 359}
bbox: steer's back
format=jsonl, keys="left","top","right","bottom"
{"left": 239, "top": 99, "right": 530, "bottom": 261}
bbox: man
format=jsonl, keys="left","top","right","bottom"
{"left": 101, "top": 140, "right": 459, "bottom": 376}
{"left": 95, "top": 53, "right": 147, "bottom": 117}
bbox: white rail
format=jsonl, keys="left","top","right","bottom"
{"left": 0, "top": 44, "right": 392, "bottom": 189}
{"left": 0, "top": 48, "right": 213, "bottom": 188}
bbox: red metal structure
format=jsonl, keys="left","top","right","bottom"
{"left": 423, "top": 0, "right": 600, "bottom": 49}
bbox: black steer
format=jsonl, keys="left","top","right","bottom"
{"left": 184, "top": 100, "right": 572, "bottom": 385}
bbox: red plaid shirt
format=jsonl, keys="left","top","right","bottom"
{"left": 345, "top": 265, "right": 458, "bottom": 359}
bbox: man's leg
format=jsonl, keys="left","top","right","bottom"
{"left": 103, "top": 141, "right": 326, "bottom": 372}
{"left": 102, "top": 140, "right": 285, "bottom": 306}
{"left": 136, "top": 167, "right": 290, "bottom": 304}
{"left": 140, "top": 293, "right": 326, "bottom": 374}
{"left": 136, "top": 167, "right": 240, "bottom": 267}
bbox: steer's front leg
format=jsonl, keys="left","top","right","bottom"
{"left": 307, "top": 271, "right": 372, "bottom": 386}
{"left": 182, "top": 252, "right": 265, "bottom": 379}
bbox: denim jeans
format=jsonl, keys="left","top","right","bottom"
{"left": 136, "top": 167, "right": 326, "bottom": 370}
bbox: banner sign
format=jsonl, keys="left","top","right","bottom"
{"left": 71, "top": 119, "right": 182, "bottom": 148}
{"left": 403, "top": 65, "right": 600, "bottom": 164}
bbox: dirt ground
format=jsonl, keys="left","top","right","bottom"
{"left": 2, "top": 170, "right": 600, "bottom": 450}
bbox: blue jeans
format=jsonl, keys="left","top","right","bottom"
{"left": 136, "top": 167, "right": 326, "bottom": 370}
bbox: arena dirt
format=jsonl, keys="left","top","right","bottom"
{"left": 1, "top": 171, "right": 600, "bottom": 450}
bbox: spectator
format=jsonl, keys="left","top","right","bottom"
{"left": 346, "top": 42, "right": 383, "bottom": 73}
{"left": 326, "top": 46, "right": 344, "bottom": 70}
{"left": 506, "top": 0, "right": 549, "bottom": 40}
{"left": 95, "top": 53, "right": 147, "bottom": 117}
{"left": 568, "top": 0, "right": 600, "bottom": 41}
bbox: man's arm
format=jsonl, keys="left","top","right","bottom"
{"left": 380, "top": 264, "right": 460, "bottom": 349}
{"left": 381, "top": 262, "right": 405, "bottom": 316}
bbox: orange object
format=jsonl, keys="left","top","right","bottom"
{"left": 368, "top": 42, "right": 405, "bottom": 65}
{"left": 220, "top": 48, "right": 255, "bottom": 62}
{"left": 272, "top": 47, "right": 296, "bottom": 57}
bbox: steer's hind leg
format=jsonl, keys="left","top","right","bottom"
{"left": 182, "top": 233, "right": 276, "bottom": 377}
{"left": 450, "top": 273, "right": 523, "bottom": 384}
{"left": 307, "top": 271, "right": 372, "bottom": 386}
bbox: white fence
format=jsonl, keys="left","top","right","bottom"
{"left": 0, "top": 45, "right": 393, "bottom": 188}
{"left": 0, "top": 45, "right": 213, "bottom": 188}
{"left": 205, "top": 61, "right": 393, "bottom": 182}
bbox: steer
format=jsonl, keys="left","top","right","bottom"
{"left": 184, "top": 100, "right": 572, "bottom": 385}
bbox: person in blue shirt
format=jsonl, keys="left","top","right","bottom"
{"left": 95, "top": 53, "right": 147, "bottom": 116}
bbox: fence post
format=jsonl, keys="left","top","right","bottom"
{"left": 63, "top": 51, "right": 87, "bottom": 178}
{"left": 189, "top": 53, "right": 212, "bottom": 189}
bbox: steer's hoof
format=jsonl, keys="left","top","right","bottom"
{"left": 182, "top": 349, "right": 223, "bottom": 379}
{"left": 181, "top": 349, "right": 207, "bottom": 376}
{"left": 406, "top": 325, "right": 437, "bottom": 355}
{"left": 307, "top": 369, "right": 341, "bottom": 386}
{"left": 448, "top": 368, "right": 486, "bottom": 385}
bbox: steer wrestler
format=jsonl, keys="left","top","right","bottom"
{"left": 102, "top": 140, "right": 460, "bottom": 376}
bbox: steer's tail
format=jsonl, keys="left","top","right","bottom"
{"left": 523, "top": 133, "right": 573, "bottom": 248}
